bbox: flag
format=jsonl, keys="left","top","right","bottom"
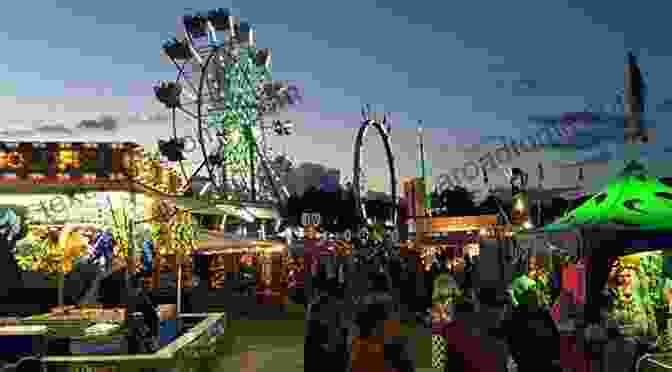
{"left": 627, "top": 52, "right": 646, "bottom": 114}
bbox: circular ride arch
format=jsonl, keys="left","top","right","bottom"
{"left": 353, "top": 105, "right": 398, "bottom": 227}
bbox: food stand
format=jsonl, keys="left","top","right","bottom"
{"left": 515, "top": 163, "right": 672, "bottom": 371}
{"left": 193, "top": 231, "right": 290, "bottom": 305}
{"left": 0, "top": 143, "right": 233, "bottom": 370}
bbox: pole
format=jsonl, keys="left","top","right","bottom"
{"left": 537, "top": 163, "right": 543, "bottom": 227}
{"left": 418, "top": 120, "right": 428, "bottom": 216}
{"left": 177, "top": 254, "right": 183, "bottom": 332}
{"left": 127, "top": 157, "right": 136, "bottom": 290}
{"left": 57, "top": 270, "right": 64, "bottom": 308}
{"left": 250, "top": 129, "right": 256, "bottom": 202}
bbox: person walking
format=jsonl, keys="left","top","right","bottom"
{"left": 350, "top": 273, "right": 415, "bottom": 372}
{"left": 431, "top": 271, "right": 461, "bottom": 370}
{"left": 503, "top": 286, "right": 562, "bottom": 372}
{"left": 305, "top": 270, "right": 350, "bottom": 372}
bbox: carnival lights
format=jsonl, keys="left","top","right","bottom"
{"left": 155, "top": 8, "right": 298, "bottom": 203}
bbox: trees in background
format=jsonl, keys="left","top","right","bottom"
{"left": 282, "top": 185, "right": 364, "bottom": 232}
{"left": 431, "top": 186, "right": 479, "bottom": 216}
{"left": 281, "top": 183, "right": 588, "bottom": 231}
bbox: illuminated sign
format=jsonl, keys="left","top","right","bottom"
{"left": 430, "top": 215, "right": 498, "bottom": 232}
{"left": 0, "top": 142, "right": 140, "bottom": 182}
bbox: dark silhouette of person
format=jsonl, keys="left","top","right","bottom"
{"left": 351, "top": 276, "right": 415, "bottom": 372}
{"left": 443, "top": 286, "right": 511, "bottom": 372}
{"left": 305, "top": 270, "right": 350, "bottom": 372}
{"left": 502, "top": 292, "right": 561, "bottom": 372}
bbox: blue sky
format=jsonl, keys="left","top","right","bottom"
{"left": 1, "top": 0, "right": 671, "bottom": 195}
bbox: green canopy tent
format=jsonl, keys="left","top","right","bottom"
{"left": 545, "top": 161, "right": 672, "bottom": 231}
{"left": 516, "top": 161, "right": 672, "bottom": 323}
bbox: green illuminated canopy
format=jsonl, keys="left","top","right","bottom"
{"left": 545, "top": 161, "right": 672, "bottom": 231}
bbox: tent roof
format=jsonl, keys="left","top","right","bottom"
{"left": 542, "top": 161, "right": 672, "bottom": 231}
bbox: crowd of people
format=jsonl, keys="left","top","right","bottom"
{"left": 304, "top": 258, "right": 416, "bottom": 372}
{"left": 430, "top": 250, "right": 564, "bottom": 372}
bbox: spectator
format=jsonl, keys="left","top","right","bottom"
{"left": 442, "top": 285, "right": 512, "bottom": 372}
{"left": 462, "top": 255, "right": 475, "bottom": 302}
{"left": 351, "top": 290, "right": 415, "bottom": 372}
{"left": 502, "top": 287, "right": 561, "bottom": 372}
{"left": 305, "top": 273, "right": 349, "bottom": 372}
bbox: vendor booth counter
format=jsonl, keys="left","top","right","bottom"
{"left": 0, "top": 309, "right": 227, "bottom": 372}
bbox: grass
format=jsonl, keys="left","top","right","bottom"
{"left": 190, "top": 303, "right": 432, "bottom": 372}
{"left": 29, "top": 304, "right": 433, "bottom": 371}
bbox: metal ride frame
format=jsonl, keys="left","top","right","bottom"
{"left": 352, "top": 105, "right": 398, "bottom": 227}
{"left": 157, "top": 8, "right": 293, "bottom": 205}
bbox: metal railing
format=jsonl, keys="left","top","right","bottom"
{"left": 636, "top": 353, "right": 672, "bottom": 371}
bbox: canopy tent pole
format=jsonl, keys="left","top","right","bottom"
{"left": 57, "top": 270, "right": 64, "bottom": 308}
{"left": 177, "top": 254, "right": 183, "bottom": 328}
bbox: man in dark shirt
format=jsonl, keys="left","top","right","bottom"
{"left": 305, "top": 272, "right": 350, "bottom": 372}
{"left": 503, "top": 291, "right": 562, "bottom": 372}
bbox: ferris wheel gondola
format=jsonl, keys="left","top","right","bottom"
{"left": 154, "top": 8, "right": 300, "bottom": 205}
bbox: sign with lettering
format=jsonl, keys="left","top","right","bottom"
{"left": 0, "top": 190, "right": 144, "bottom": 225}
{"left": 301, "top": 212, "right": 321, "bottom": 226}
{"left": 23, "top": 192, "right": 98, "bottom": 224}
{"left": 343, "top": 229, "right": 352, "bottom": 242}
{"left": 509, "top": 239, "right": 529, "bottom": 266}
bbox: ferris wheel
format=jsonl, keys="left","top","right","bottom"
{"left": 154, "top": 8, "right": 300, "bottom": 204}
{"left": 352, "top": 105, "right": 398, "bottom": 226}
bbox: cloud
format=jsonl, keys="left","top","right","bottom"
{"left": 0, "top": 129, "right": 36, "bottom": 137}
{"left": 457, "top": 144, "right": 486, "bottom": 154}
{"left": 76, "top": 116, "right": 118, "bottom": 131}
{"left": 552, "top": 150, "right": 613, "bottom": 168}
{"left": 33, "top": 123, "right": 73, "bottom": 134}
{"left": 128, "top": 111, "right": 172, "bottom": 122}
{"left": 456, "top": 136, "right": 508, "bottom": 154}
{"left": 514, "top": 79, "right": 537, "bottom": 90}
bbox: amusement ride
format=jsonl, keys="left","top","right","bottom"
{"left": 352, "top": 105, "right": 399, "bottom": 228}
{"left": 153, "top": 8, "right": 300, "bottom": 207}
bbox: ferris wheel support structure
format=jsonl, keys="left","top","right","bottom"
{"left": 156, "top": 8, "right": 296, "bottom": 208}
